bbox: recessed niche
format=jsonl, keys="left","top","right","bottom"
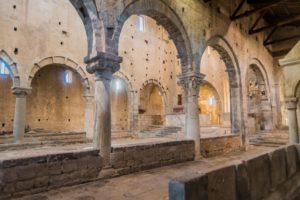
{"left": 14, "top": 48, "right": 18, "bottom": 55}
{"left": 68, "top": 119, "right": 71, "bottom": 122}
{"left": 59, "top": 21, "right": 61, "bottom": 25}
{"left": 14, "top": 27, "right": 17, "bottom": 31}
{"left": 13, "top": 5, "right": 16, "bottom": 9}
{"left": 2, "top": 123, "right": 5, "bottom": 127}
{"left": 38, "top": 119, "right": 41, "bottom": 122}
{"left": 60, "top": 41, "right": 64, "bottom": 45}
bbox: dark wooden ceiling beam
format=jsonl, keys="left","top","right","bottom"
{"left": 230, "top": 0, "right": 288, "bottom": 21}
{"left": 263, "top": 27, "right": 277, "bottom": 44}
{"left": 272, "top": 48, "right": 291, "bottom": 57}
{"left": 264, "top": 34, "right": 300, "bottom": 45}
{"left": 203, "top": 0, "right": 211, "bottom": 2}
{"left": 249, "top": 15, "right": 300, "bottom": 34}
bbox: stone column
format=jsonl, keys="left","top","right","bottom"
{"left": 12, "top": 87, "right": 31, "bottom": 144}
{"left": 83, "top": 94, "right": 94, "bottom": 139}
{"left": 178, "top": 72, "right": 205, "bottom": 159}
{"left": 285, "top": 97, "right": 299, "bottom": 143}
{"left": 85, "top": 52, "right": 122, "bottom": 165}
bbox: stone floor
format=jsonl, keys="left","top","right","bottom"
{"left": 13, "top": 145, "right": 277, "bottom": 200}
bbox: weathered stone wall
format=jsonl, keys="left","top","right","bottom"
{"left": 26, "top": 65, "right": 85, "bottom": 132}
{"left": 169, "top": 144, "right": 300, "bottom": 200}
{"left": 110, "top": 140, "right": 194, "bottom": 176}
{"left": 200, "top": 135, "right": 241, "bottom": 157}
{"left": 0, "top": 149, "right": 102, "bottom": 199}
{"left": 0, "top": 74, "right": 15, "bottom": 133}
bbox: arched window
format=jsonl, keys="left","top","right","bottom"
{"left": 137, "top": 16, "right": 145, "bottom": 32}
{"left": 64, "top": 70, "right": 73, "bottom": 84}
{"left": 0, "top": 60, "right": 9, "bottom": 75}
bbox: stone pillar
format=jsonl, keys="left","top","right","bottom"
{"left": 12, "top": 87, "right": 31, "bottom": 144}
{"left": 85, "top": 52, "right": 122, "bottom": 166}
{"left": 178, "top": 72, "right": 205, "bottom": 159}
{"left": 285, "top": 97, "right": 299, "bottom": 143}
{"left": 83, "top": 94, "right": 94, "bottom": 139}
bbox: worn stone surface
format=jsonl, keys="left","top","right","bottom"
{"left": 235, "top": 162, "right": 251, "bottom": 200}
{"left": 246, "top": 153, "right": 271, "bottom": 200}
{"left": 269, "top": 148, "right": 287, "bottom": 188}
{"left": 0, "top": 149, "right": 102, "bottom": 198}
{"left": 111, "top": 140, "right": 195, "bottom": 175}
{"left": 169, "top": 174, "right": 208, "bottom": 200}
{"left": 207, "top": 165, "right": 236, "bottom": 200}
{"left": 201, "top": 135, "right": 241, "bottom": 157}
{"left": 286, "top": 145, "right": 298, "bottom": 177}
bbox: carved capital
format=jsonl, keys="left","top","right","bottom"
{"left": 285, "top": 97, "right": 298, "bottom": 110}
{"left": 12, "top": 87, "right": 31, "bottom": 97}
{"left": 177, "top": 71, "right": 205, "bottom": 96}
{"left": 84, "top": 52, "right": 123, "bottom": 75}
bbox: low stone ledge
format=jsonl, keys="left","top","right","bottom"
{"left": 111, "top": 140, "right": 195, "bottom": 176}
{"left": 200, "top": 135, "right": 241, "bottom": 158}
{"left": 169, "top": 144, "right": 300, "bottom": 200}
{"left": 0, "top": 149, "right": 102, "bottom": 199}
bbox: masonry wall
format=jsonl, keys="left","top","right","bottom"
{"left": 26, "top": 65, "right": 85, "bottom": 132}
{"left": 110, "top": 140, "right": 195, "bottom": 176}
{"left": 0, "top": 75, "right": 15, "bottom": 133}
{"left": 200, "top": 135, "right": 241, "bottom": 157}
{"left": 0, "top": 149, "right": 102, "bottom": 199}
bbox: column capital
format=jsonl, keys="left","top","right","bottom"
{"left": 285, "top": 97, "right": 298, "bottom": 110}
{"left": 12, "top": 87, "right": 31, "bottom": 97}
{"left": 84, "top": 52, "right": 123, "bottom": 75}
{"left": 177, "top": 71, "right": 205, "bottom": 96}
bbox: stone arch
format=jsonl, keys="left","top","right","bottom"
{"left": 248, "top": 58, "right": 272, "bottom": 104}
{"left": 201, "top": 35, "right": 244, "bottom": 138}
{"left": 114, "top": 70, "right": 134, "bottom": 92}
{"left": 140, "top": 79, "right": 168, "bottom": 114}
{"left": 112, "top": 0, "right": 193, "bottom": 74}
{"left": 293, "top": 80, "right": 300, "bottom": 97}
{"left": 69, "top": 0, "right": 105, "bottom": 58}
{"left": 201, "top": 80, "right": 223, "bottom": 112}
{"left": 199, "top": 80, "right": 223, "bottom": 126}
{"left": 28, "top": 56, "right": 90, "bottom": 94}
{"left": 0, "top": 49, "right": 20, "bottom": 87}
{"left": 112, "top": 71, "right": 134, "bottom": 132}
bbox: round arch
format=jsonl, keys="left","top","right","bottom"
{"left": 248, "top": 58, "right": 272, "bottom": 104}
{"left": 112, "top": 71, "right": 134, "bottom": 132}
{"left": 294, "top": 80, "right": 300, "bottom": 97}
{"left": 112, "top": 0, "right": 193, "bottom": 74}
{"left": 69, "top": 0, "right": 105, "bottom": 58}
{"left": 27, "top": 56, "right": 91, "bottom": 94}
{"left": 0, "top": 49, "right": 20, "bottom": 87}
{"left": 200, "top": 35, "right": 244, "bottom": 138}
{"left": 198, "top": 81, "right": 223, "bottom": 126}
{"left": 140, "top": 79, "right": 168, "bottom": 113}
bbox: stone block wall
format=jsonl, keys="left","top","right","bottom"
{"left": 169, "top": 144, "right": 300, "bottom": 200}
{"left": 0, "top": 149, "right": 102, "bottom": 199}
{"left": 200, "top": 135, "right": 241, "bottom": 157}
{"left": 111, "top": 140, "right": 194, "bottom": 175}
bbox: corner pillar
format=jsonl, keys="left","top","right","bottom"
{"left": 178, "top": 72, "right": 205, "bottom": 159}
{"left": 285, "top": 97, "right": 299, "bottom": 143}
{"left": 85, "top": 52, "right": 122, "bottom": 165}
{"left": 12, "top": 87, "right": 31, "bottom": 144}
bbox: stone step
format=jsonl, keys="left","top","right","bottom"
{"left": 138, "top": 126, "right": 182, "bottom": 138}
{"left": 0, "top": 139, "right": 92, "bottom": 151}
{"left": 248, "top": 130, "right": 288, "bottom": 147}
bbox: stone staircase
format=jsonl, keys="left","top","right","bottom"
{"left": 0, "top": 130, "right": 91, "bottom": 151}
{"left": 137, "top": 125, "right": 182, "bottom": 138}
{"left": 248, "top": 130, "right": 289, "bottom": 147}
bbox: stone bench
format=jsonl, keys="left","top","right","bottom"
{"left": 169, "top": 144, "right": 300, "bottom": 200}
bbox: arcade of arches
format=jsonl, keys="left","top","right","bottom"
{"left": 1, "top": 0, "right": 300, "bottom": 199}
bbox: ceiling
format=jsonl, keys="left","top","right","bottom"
{"left": 205, "top": 0, "right": 300, "bottom": 59}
